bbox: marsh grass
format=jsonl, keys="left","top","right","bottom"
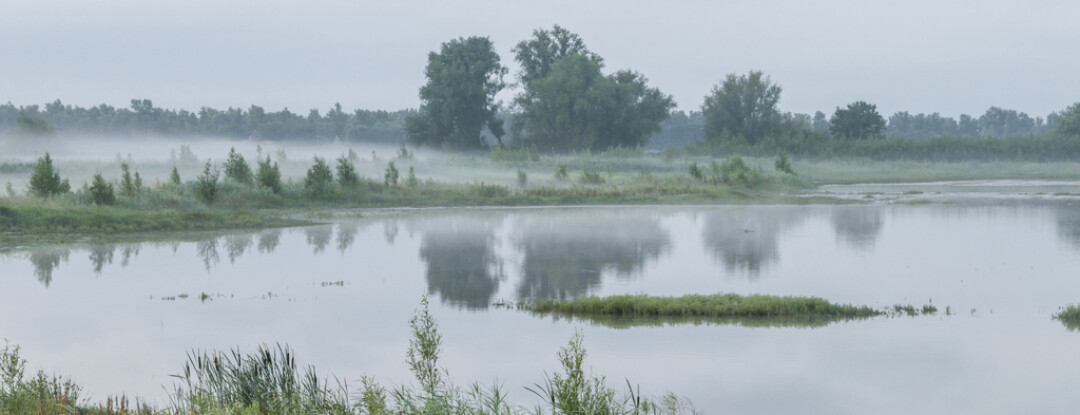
{"left": 524, "top": 293, "right": 882, "bottom": 320}
{"left": 1055, "top": 304, "right": 1080, "bottom": 331}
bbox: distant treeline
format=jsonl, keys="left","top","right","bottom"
{"left": 0, "top": 100, "right": 413, "bottom": 143}
{"left": 648, "top": 106, "right": 1065, "bottom": 150}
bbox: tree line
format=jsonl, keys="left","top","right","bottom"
{"left": 0, "top": 100, "right": 413, "bottom": 142}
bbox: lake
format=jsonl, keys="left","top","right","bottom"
{"left": 3, "top": 200, "right": 1080, "bottom": 414}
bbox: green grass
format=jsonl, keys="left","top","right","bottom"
{"left": 1055, "top": 304, "right": 1080, "bottom": 331}
{"left": 524, "top": 293, "right": 883, "bottom": 320}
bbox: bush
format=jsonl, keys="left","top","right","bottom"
{"left": 256, "top": 156, "right": 282, "bottom": 194}
{"left": 774, "top": 151, "right": 795, "bottom": 175}
{"left": 517, "top": 169, "right": 528, "bottom": 188}
{"left": 688, "top": 161, "right": 704, "bottom": 181}
{"left": 223, "top": 147, "right": 254, "bottom": 185}
{"left": 120, "top": 162, "right": 143, "bottom": 197}
{"left": 28, "top": 153, "right": 70, "bottom": 198}
{"left": 89, "top": 173, "right": 116, "bottom": 206}
{"left": 406, "top": 166, "right": 418, "bottom": 187}
{"left": 554, "top": 164, "right": 569, "bottom": 182}
{"left": 169, "top": 165, "right": 182, "bottom": 186}
{"left": 578, "top": 169, "right": 605, "bottom": 185}
{"left": 195, "top": 161, "right": 220, "bottom": 204}
{"left": 336, "top": 156, "right": 360, "bottom": 188}
{"left": 305, "top": 157, "right": 334, "bottom": 196}
{"left": 715, "top": 155, "right": 762, "bottom": 187}
{"left": 384, "top": 161, "right": 400, "bottom": 187}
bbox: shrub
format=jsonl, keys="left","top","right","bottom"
{"left": 774, "top": 151, "right": 795, "bottom": 175}
{"left": 336, "top": 156, "right": 360, "bottom": 188}
{"left": 554, "top": 164, "right": 569, "bottom": 182}
{"left": 517, "top": 169, "right": 528, "bottom": 188}
{"left": 195, "top": 161, "right": 220, "bottom": 204}
{"left": 28, "top": 153, "right": 70, "bottom": 198}
{"left": 384, "top": 161, "right": 399, "bottom": 187}
{"left": 223, "top": 147, "right": 254, "bottom": 185}
{"left": 169, "top": 166, "right": 182, "bottom": 186}
{"left": 688, "top": 161, "right": 704, "bottom": 181}
{"left": 256, "top": 156, "right": 282, "bottom": 194}
{"left": 578, "top": 169, "right": 605, "bottom": 185}
{"left": 716, "top": 154, "right": 762, "bottom": 187}
{"left": 406, "top": 166, "right": 418, "bottom": 187}
{"left": 305, "top": 157, "right": 334, "bottom": 196}
{"left": 119, "top": 162, "right": 142, "bottom": 197}
{"left": 89, "top": 173, "right": 116, "bottom": 206}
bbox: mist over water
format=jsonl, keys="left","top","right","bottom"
{"left": 4, "top": 204, "right": 1080, "bottom": 413}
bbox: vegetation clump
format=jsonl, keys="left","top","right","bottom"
{"left": 525, "top": 293, "right": 882, "bottom": 320}
{"left": 223, "top": 147, "right": 254, "bottom": 185}
{"left": 1055, "top": 304, "right": 1080, "bottom": 331}
{"left": 28, "top": 153, "right": 70, "bottom": 198}
{"left": 304, "top": 157, "right": 334, "bottom": 197}
{"left": 195, "top": 161, "right": 219, "bottom": 204}
{"left": 255, "top": 156, "right": 282, "bottom": 194}
{"left": 89, "top": 173, "right": 116, "bottom": 206}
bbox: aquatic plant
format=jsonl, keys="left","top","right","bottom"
{"left": 1055, "top": 304, "right": 1080, "bottom": 331}
{"left": 526, "top": 293, "right": 882, "bottom": 320}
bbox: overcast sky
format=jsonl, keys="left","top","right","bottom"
{"left": 2, "top": 0, "right": 1078, "bottom": 118}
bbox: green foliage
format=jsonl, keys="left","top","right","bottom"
{"left": 714, "top": 155, "right": 762, "bottom": 187}
{"left": 255, "top": 156, "right": 282, "bottom": 194}
{"left": 170, "top": 344, "right": 351, "bottom": 414}
{"left": 304, "top": 157, "right": 334, "bottom": 197}
{"left": 702, "top": 71, "right": 782, "bottom": 146}
{"left": 514, "top": 52, "right": 673, "bottom": 152}
{"left": 384, "top": 161, "right": 399, "bottom": 187}
{"left": 196, "top": 161, "right": 220, "bottom": 204}
{"left": 578, "top": 169, "right": 605, "bottom": 185}
{"left": 774, "top": 151, "right": 795, "bottom": 175}
{"left": 1058, "top": 102, "right": 1080, "bottom": 137}
{"left": 527, "top": 293, "right": 883, "bottom": 319}
{"left": 688, "top": 162, "right": 703, "bottom": 181}
{"left": 119, "top": 162, "right": 142, "bottom": 197}
{"left": 830, "top": 101, "right": 886, "bottom": 140}
{"left": 517, "top": 169, "right": 528, "bottom": 188}
{"left": 406, "top": 36, "right": 507, "bottom": 150}
{"left": 554, "top": 164, "right": 569, "bottom": 182}
{"left": 335, "top": 156, "right": 360, "bottom": 188}
{"left": 1056, "top": 304, "right": 1080, "bottom": 331}
{"left": 14, "top": 113, "right": 56, "bottom": 137}
{"left": 527, "top": 330, "right": 619, "bottom": 415}
{"left": 491, "top": 145, "right": 541, "bottom": 164}
{"left": 223, "top": 147, "right": 254, "bottom": 185}
{"left": 170, "top": 165, "right": 182, "bottom": 186}
{"left": 89, "top": 173, "right": 116, "bottom": 206}
{"left": 406, "top": 296, "right": 443, "bottom": 395}
{"left": 396, "top": 143, "right": 413, "bottom": 160}
{"left": 1, "top": 340, "right": 82, "bottom": 415}
{"left": 28, "top": 153, "right": 70, "bottom": 198}
{"left": 406, "top": 166, "right": 419, "bottom": 187}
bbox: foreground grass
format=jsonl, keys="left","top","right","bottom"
{"left": 1, "top": 298, "right": 696, "bottom": 415}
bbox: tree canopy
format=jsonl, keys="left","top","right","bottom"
{"left": 1055, "top": 102, "right": 1080, "bottom": 137}
{"left": 405, "top": 36, "right": 507, "bottom": 150}
{"left": 511, "top": 26, "right": 673, "bottom": 152}
{"left": 701, "top": 71, "right": 782, "bottom": 146}
{"left": 830, "top": 101, "right": 886, "bottom": 140}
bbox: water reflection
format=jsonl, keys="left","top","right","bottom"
{"left": 305, "top": 227, "right": 333, "bottom": 255}
{"left": 702, "top": 208, "right": 807, "bottom": 278}
{"left": 514, "top": 213, "right": 671, "bottom": 300}
{"left": 415, "top": 217, "right": 505, "bottom": 310}
{"left": 258, "top": 230, "right": 281, "bottom": 254}
{"left": 89, "top": 245, "right": 115, "bottom": 275}
{"left": 1055, "top": 206, "right": 1080, "bottom": 249}
{"left": 28, "top": 249, "right": 69, "bottom": 287}
{"left": 831, "top": 207, "right": 884, "bottom": 250}
{"left": 224, "top": 235, "right": 253, "bottom": 263}
{"left": 336, "top": 223, "right": 359, "bottom": 254}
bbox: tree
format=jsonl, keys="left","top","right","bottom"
{"left": 512, "top": 27, "right": 672, "bottom": 152}
{"left": 256, "top": 156, "right": 282, "bottom": 194}
{"left": 701, "top": 71, "right": 782, "bottom": 146}
{"left": 170, "top": 166, "right": 182, "bottom": 186}
{"left": 304, "top": 157, "right": 333, "bottom": 196}
{"left": 15, "top": 113, "right": 56, "bottom": 137}
{"left": 223, "top": 147, "right": 254, "bottom": 185}
{"left": 405, "top": 36, "right": 507, "bottom": 150}
{"left": 1058, "top": 102, "right": 1080, "bottom": 136}
{"left": 28, "top": 153, "right": 70, "bottom": 197}
{"left": 829, "top": 101, "right": 886, "bottom": 140}
{"left": 195, "top": 161, "right": 219, "bottom": 204}
{"left": 89, "top": 173, "right": 116, "bottom": 206}
{"left": 120, "top": 162, "right": 140, "bottom": 197}
{"left": 336, "top": 156, "right": 360, "bottom": 188}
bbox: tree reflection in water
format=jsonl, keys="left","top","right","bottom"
{"left": 415, "top": 216, "right": 505, "bottom": 310}
{"left": 702, "top": 208, "right": 807, "bottom": 278}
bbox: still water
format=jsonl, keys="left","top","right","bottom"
{"left": 4, "top": 203, "right": 1080, "bottom": 414}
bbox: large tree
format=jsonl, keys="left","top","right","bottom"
{"left": 512, "top": 27, "right": 673, "bottom": 152}
{"left": 829, "top": 101, "right": 885, "bottom": 140}
{"left": 1058, "top": 102, "right": 1080, "bottom": 137}
{"left": 406, "top": 36, "right": 507, "bottom": 150}
{"left": 701, "top": 71, "right": 782, "bottom": 146}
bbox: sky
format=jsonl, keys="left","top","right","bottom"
{"left": 1, "top": 0, "right": 1078, "bottom": 119}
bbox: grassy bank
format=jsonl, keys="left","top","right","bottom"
{"left": 524, "top": 293, "right": 883, "bottom": 320}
